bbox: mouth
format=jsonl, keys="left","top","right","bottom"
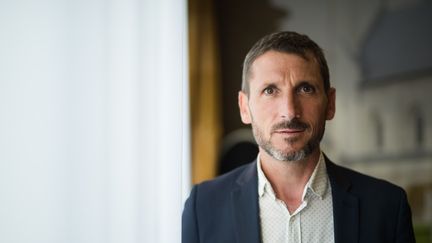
{"left": 273, "top": 128, "right": 305, "bottom": 135}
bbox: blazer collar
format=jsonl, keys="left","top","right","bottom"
{"left": 325, "top": 156, "right": 359, "bottom": 243}
{"left": 231, "top": 161, "right": 261, "bottom": 243}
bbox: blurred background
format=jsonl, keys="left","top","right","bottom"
{"left": 190, "top": 0, "right": 431, "bottom": 241}
{"left": 1, "top": 0, "right": 188, "bottom": 242}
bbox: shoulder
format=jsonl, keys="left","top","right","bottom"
{"left": 325, "top": 158, "right": 415, "bottom": 241}
{"left": 193, "top": 161, "right": 256, "bottom": 197}
{"left": 184, "top": 161, "right": 257, "bottom": 215}
{"left": 326, "top": 159, "right": 407, "bottom": 200}
{"left": 183, "top": 162, "right": 256, "bottom": 243}
{"left": 182, "top": 161, "right": 256, "bottom": 229}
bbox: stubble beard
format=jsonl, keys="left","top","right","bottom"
{"left": 251, "top": 119, "right": 324, "bottom": 162}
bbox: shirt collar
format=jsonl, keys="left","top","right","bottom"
{"left": 257, "top": 153, "right": 271, "bottom": 198}
{"left": 257, "top": 151, "right": 329, "bottom": 200}
{"left": 304, "top": 152, "right": 328, "bottom": 200}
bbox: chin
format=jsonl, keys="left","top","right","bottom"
{"left": 276, "top": 143, "right": 318, "bottom": 162}
{"left": 272, "top": 149, "right": 308, "bottom": 162}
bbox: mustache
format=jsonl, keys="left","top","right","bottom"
{"left": 271, "top": 118, "right": 309, "bottom": 132}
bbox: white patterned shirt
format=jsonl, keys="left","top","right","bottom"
{"left": 257, "top": 152, "right": 335, "bottom": 243}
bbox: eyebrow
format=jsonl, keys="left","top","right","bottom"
{"left": 295, "top": 80, "right": 316, "bottom": 87}
{"left": 260, "top": 80, "right": 316, "bottom": 88}
{"left": 254, "top": 76, "right": 321, "bottom": 92}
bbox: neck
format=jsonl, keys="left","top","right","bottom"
{"left": 259, "top": 148, "right": 321, "bottom": 212}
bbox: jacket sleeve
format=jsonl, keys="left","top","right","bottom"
{"left": 182, "top": 186, "right": 199, "bottom": 243}
{"left": 395, "top": 189, "right": 416, "bottom": 243}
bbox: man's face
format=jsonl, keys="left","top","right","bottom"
{"left": 238, "top": 51, "right": 335, "bottom": 161}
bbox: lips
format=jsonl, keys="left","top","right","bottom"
{"left": 274, "top": 128, "right": 304, "bottom": 133}
{"left": 273, "top": 128, "right": 305, "bottom": 135}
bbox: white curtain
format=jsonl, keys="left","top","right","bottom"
{"left": 0, "top": 0, "right": 189, "bottom": 242}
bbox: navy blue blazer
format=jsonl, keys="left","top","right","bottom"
{"left": 182, "top": 157, "right": 416, "bottom": 243}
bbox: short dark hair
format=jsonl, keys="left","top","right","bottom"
{"left": 241, "top": 31, "right": 330, "bottom": 94}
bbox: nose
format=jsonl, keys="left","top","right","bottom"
{"left": 279, "top": 93, "right": 299, "bottom": 120}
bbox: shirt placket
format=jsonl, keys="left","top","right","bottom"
{"left": 289, "top": 198, "right": 308, "bottom": 243}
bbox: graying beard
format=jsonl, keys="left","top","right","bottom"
{"left": 261, "top": 137, "right": 317, "bottom": 162}
{"left": 262, "top": 142, "right": 306, "bottom": 162}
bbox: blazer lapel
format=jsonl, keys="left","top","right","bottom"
{"left": 326, "top": 158, "right": 359, "bottom": 243}
{"left": 231, "top": 161, "right": 261, "bottom": 243}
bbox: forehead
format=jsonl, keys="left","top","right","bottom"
{"left": 249, "top": 50, "right": 322, "bottom": 86}
{"left": 251, "top": 50, "right": 319, "bottom": 75}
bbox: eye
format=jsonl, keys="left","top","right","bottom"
{"left": 298, "top": 84, "right": 315, "bottom": 94}
{"left": 263, "top": 87, "right": 276, "bottom": 95}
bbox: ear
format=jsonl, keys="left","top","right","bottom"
{"left": 238, "top": 91, "right": 252, "bottom": 124}
{"left": 326, "top": 87, "right": 336, "bottom": 120}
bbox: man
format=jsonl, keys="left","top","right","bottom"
{"left": 182, "top": 31, "right": 415, "bottom": 243}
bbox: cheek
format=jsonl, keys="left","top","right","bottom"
{"left": 250, "top": 102, "right": 275, "bottom": 125}
{"left": 249, "top": 113, "right": 273, "bottom": 138}
{"left": 302, "top": 104, "right": 328, "bottom": 128}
